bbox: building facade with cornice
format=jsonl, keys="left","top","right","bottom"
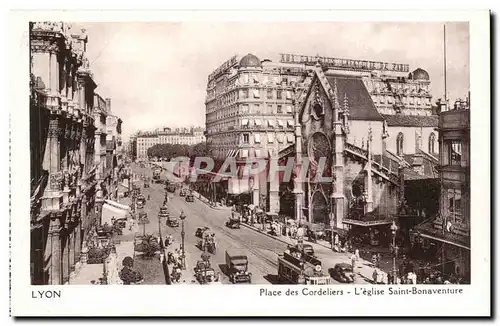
{"left": 416, "top": 98, "right": 470, "bottom": 282}
{"left": 29, "top": 22, "right": 124, "bottom": 285}
{"left": 30, "top": 22, "right": 98, "bottom": 285}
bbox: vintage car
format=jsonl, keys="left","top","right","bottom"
{"left": 195, "top": 227, "right": 210, "bottom": 238}
{"left": 329, "top": 263, "right": 355, "bottom": 283}
{"left": 193, "top": 261, "right": 220, "bottom": 285}
{"left": 226, "top": 251, "right": 251, "bottom": 284}
{"left": 179, "top": 188, "right": 187, "bottom": 197}
{"left": 225, "top": 217, "right": 240, "bottom": 229}
{"left": 185, "top": 194, "right": 195, "bottom": 202}
{"left": 166, "top": 215, "right": 179, "bottom": 227}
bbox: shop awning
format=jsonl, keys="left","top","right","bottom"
{"left": 415, "top": 220, "right": 470, "bottom": 250}
{"left": 342, "top": 219, "right": 393, "bottom": 227}
{"left": 102, "top": 202, "right": 129, "bottom": 226}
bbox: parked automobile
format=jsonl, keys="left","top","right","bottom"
{"left": 330, "top": 263, "right": 355, "bottom": 283}
{"left": 186, "top": 194, "right": 194, "bottom": 202}
{"left": 179, "top": 189, "right": 187, "bottom": 197}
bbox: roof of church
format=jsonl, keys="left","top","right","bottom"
{"left": 382, "top": 114, "right": 438, "bottom": 127}
{"left": 325, "top": 76, "right": 384, "bottom": 121}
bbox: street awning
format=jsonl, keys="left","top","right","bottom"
{"left": 342, "top": 219, "right": 393, "bottom": 227}
{"left": 415, "top": 220, "right": 470, "bottom": 250}
{"left": 102, "top": 203, "right": 129, "bottom": 226}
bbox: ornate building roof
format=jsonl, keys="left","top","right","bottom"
{"left": 382, "top": 114, "right": 438, "bottom": 127}
{"left": 326, "top": 76, "right": 384, "bottom": 121}
{"left": 408, "top": 68, "right": 430, "bottom": 81}
{"left": 239, "top": 53, "right": 262, "bottom": 68}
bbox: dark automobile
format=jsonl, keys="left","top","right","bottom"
{"left": 166, "top": 184, "right": 176, "bottom": 193}
{"left": 225, "top": 217, "right": 240, "bottom": 229}
{"left": 330, "top": 263, "right": 355, "bottom": 283}
{"left": 186, "top": 194, "right": 194, "bottom": 202}
{"left": 179, "top": 189, "right": 187, "bottom": 197}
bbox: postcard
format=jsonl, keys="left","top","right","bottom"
{"left": 9, "top": 9, "right": 491, "bottom": 317}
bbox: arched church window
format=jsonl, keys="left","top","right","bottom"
{"left": 428, "top": 132, "right": 436, "bottom": 154}
{"left": 396, "top": 132, "right": 404, "bottom": 156}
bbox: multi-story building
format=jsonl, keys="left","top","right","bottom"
{"left": 29, "top": 22, "right": 98, "bottom": 285}
{"left": 416, "top": 97, "right": 470, "bottom": 282}
{"left": 135, "top": 126, "right": 206, "bottom": 160}
{"left": 205, "top": 54, "right": 311, "bottom": 162}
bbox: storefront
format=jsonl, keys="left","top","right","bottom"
{"left": 342, "top": 218, "right": 393, "bottom": 247}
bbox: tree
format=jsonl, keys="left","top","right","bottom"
{"left": 135, "top": 234, "right": 161, "bottom": 259}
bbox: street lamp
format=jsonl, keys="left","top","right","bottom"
{"left": 390, "top": 221, "right": 398, "bottom": 284}
{"left": 179, "top": 210, "right": 187, "bottom": 270}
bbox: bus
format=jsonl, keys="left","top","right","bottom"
{"left": 277, "top": 251, "right": 331, "bottom": 285}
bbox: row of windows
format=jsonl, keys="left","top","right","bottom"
{"left": 209, "top": 102, "right": 295, "bottom": 123}
{"left": 395, "top": 132, "right": 437, "bottom": 156}
{"left": 242, "top": 132, "right": 294, "bottom": 144}
{"left": 373, "top": 95, "right": 431, "bottom": 106}
{"left": 239, "top": 73, "right": 299, "bottom": 86}
{"left": 240, "top": 88, "right": 294, "bottom": 100}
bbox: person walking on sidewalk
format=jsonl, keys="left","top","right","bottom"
{"left": 351, "top": 252, "right": 357, "bottom": 270}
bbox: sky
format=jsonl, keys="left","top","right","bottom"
{"left": 80, "top": 22, "right": 469, "bottom": 140}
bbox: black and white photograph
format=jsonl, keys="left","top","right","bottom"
{"left": 10, "top": 10, "right": 490, "bottom": 317}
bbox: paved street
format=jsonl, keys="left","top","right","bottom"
{"left": 131, "top": 163, "right": 379, "bottom": 285}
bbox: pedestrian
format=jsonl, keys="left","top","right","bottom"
{"left": 355, "top": 249, "right": 360, "bottom": 261}
{"left": 372, "top": 268, "right": 379, "bottom": 284}
{"left": 351, "top": 252, "right": 357, "bottom": 270}
{"left": 387, "top": 272, "right": 394, "bottom": 285}
{"left": 377, "top": 253, "right": 382, "bottom": 269}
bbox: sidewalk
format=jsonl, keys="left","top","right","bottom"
{"left": 190, "top": 190, "right": 232, "bottom": 212}
{"left": 241, "top": 222, "right": 386, "bottom": 284}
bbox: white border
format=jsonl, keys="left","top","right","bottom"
{"left": 9, "top": 10, "right": 491, "bottom": 317}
